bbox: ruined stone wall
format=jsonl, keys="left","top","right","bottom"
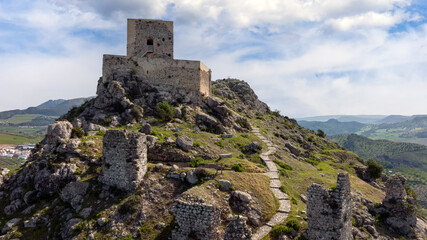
{"left": 172, "top": 193, "right": 221, "bottom": 240}
{"left": 127, "top": 19, "right": 173, "bottom": 59}
{"left": 306, "top": 173, "right": 353, "bottom": 240}
{"left": 99, "top": 130, "right": 147, "bottom": 192}
{"left": 103, "top": 55, "right": 210, "bottom": 104}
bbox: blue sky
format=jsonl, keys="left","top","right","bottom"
{"left": 1, "top": 0, "right": 427, "bottom": 117}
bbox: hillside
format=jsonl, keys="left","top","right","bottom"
{"left": 298, "top": 119, "right": 366, "bottom": 135}
{"left": 0, "top": 97, "right": 93, "bottom": 120}
{"left": 0, "top": 98, "right": 93, "bottom": 145}
{"left": 329, "top": 134, "right": 427, "bottom": 214}
{"left": 0, "top": 77, "right": 424, "bottom": 239}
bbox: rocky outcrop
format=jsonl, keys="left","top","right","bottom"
{"left": 176, "top": 135, "right": 193, "bottom": 152}
{"left": 307, "top": 173, "right": 353, "bottom": 240}
{"left": 380, "top": 174, "right": 417, "bottom": 237}
{"left": 60, "top": 181, "right": 89, "bottom": 211}
{"left": 46, "top": 121, "right": 73, "bottom": 152}
{"left": 99, "top": 130, "right": 147, "bottom": 191}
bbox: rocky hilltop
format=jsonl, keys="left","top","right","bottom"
{"left": 0, "top": 77, "right": 426, "bottom": 239}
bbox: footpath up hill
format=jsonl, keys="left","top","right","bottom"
{"left": 0, "top": 78, "right": 425, "bottom": 239}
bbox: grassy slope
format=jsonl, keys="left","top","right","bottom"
{"left": 0, "top": 157, "right": 23, "bottom": 170}
{"left": 3, "top": 114, "right": 42, "bottom": 124}
{"left": 0, "top": 132, "right": 43, "bottom": 144}
{"left": 329, "top": 134, "right": 427, "bottom": 215}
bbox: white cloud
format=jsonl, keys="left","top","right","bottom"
{"left": 0, "top": 0, "right": 426, "bottom": 118}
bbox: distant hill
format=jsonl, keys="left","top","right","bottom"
{"left": 297, "top": 115, "right": 386, "bottom": 124}
{"left": 298, "top": 119, "right": 366, "bottom": 135}
{"left": 0, "top": 97, "right": 93, "bottom": 119}
{"left": 329, "top": 134, "right": 427, "bottom": 209}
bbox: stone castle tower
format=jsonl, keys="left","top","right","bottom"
{"left": 102, "top": 19, "right": 211, "bottom": 105}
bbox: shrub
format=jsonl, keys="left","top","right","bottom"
{"left": 190, "top": 157, "right": 204, "bottom": 167}
{"left": 71, "top": 127, "right": 85, "bottom": 138}
{"left": 291, "top": 197, "right": 298, "bottom": 205}
{"left": 286, "top": 217, "right": 301, "bottom": 231}
{"left": 317, "top": 129, "right": 326, "bottom": 138}
{"left": 232, "top": 163, "right": 244, "bottom": 172}
{"left": 181, "top": 106, "right": 188, "bottom": 119}
{"left": 270, "top": 224, "right": 293, "bottom": 238}
{"left": 193, "top": 142, "right": 201, "bottom": 147}
{"left": 272, "top": 110, "right": 281, "bottom": 117}
{"left": 367, "top": 159, "right": 384, "bottom": 179}
{"left": 215, "top": 139, "right": 225, "bottom": 148}
{"left": 156, "top": 101, "right": 175, "bottom": 121}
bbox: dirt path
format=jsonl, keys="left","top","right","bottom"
{"left": 251, "top": 127, "right": 291, "bottom": 240}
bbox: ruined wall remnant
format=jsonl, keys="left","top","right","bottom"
{"left": 307, "top": 173, "right": 353, "bottom": 240}
{"left": 224, "top": 215, "right": 252, "bottom": 240}
{"left": 172, "top": 192, "right": 222, "bottom": 240}
{"left": 381, "top": 173, "right": 417, "bottom": 237}
{"left": 99, "top": 130, "right": 147, "bottom": 191}
{"left": 102, "top": 19, "right": 211, "bottom": 105}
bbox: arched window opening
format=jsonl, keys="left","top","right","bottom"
{"left": 147, "top": 38, "right": 153, "bottom": 46}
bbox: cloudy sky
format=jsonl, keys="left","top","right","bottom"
{"left": 1, "top": 0, "right": 427, "bottom": 117}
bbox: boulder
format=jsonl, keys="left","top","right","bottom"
{"left": 285, "top": 143, "right": 300, "bottom": 156}
{"left": 10, "top": 187, "right": 24, "bottom": 201}
{"left": 2, "top": 218, "right": 21, "bottom": 234}
{"left": 176, "top": 135, "right": 193, "bottom": 152}
{"left": 46, "top": 121, "right": 73, "bottom": 152}
{"left": 186, "top": 169, "right": 199, "bottom": 185}
{"left": 195, "top": 112, "right": 224, "bottom": 134}
{"left": 233, "top": 190, "right": 252, "bottom": 203}
{"left": 245, "top": 142, "right": 262, "bottom": 153}
{"left": 218, "top": 179, "right": 232, "bottom": 191}
{"left": 220, "top": 153, "right": 232, "bottom": 159}
{"left": 60, "top": 181, "right": 89, "bottom": 211}
{"left": 140, "top": 123, "right": 152, "bottom": 135}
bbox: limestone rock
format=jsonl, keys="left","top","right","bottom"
{"left": 233, "top": 190, "right": 252, "bottom": 203}
{"left": 218, "top": 179, "right": 232, "bottom": 191}
{"left": 285, "top": 143, "right": 300, "bottom": 156}
{"left": 176, "top": 135, "right": 193, "bottom": 152}
{"left": 196, "top": 112, "right": 224, "bottom": 134}
{"left": 46, "top": 121, "right": 73, "bottom": 152}
{"left": 245, "top": 141, "right": 262, "bottom": 153}
{"left": 2, "top": 218, "right": 21, "bottom": 234}
{"left": 140, "top": 123, "right": 152, "bottom": 135}
{"left": 60, "top": 181, "right": 89, "bottom": 211}
{"left": 186, "top": 169, "right": 199, "bottom": 185}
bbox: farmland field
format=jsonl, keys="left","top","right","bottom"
{"left": 0, "top": 157, "right": 23, "bottom": 170}
{"left": 0, "top": 132, "right": 42, "bottom": 144}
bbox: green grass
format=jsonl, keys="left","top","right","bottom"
{"left": 0, "top": 132, "right": 42, "bottom": 144}
{"left": 0, "top": 157, "right": 23, "bottom": 170}
{"left": 4, "top": 114, "right": 43, "bottom": 124}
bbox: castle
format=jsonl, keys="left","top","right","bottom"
{"left": 102, "top": 19, "right": 211, "bottom": 105}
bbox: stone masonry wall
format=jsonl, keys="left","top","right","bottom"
{"left": 103, "top": 55, "right": 210, "bottom": 104}
{"left": 307, "top": 173, "right": 353, "bottom": 240}
{"left": 172, "top": 193, "right": 221, "bottom": 240}
{"left": 99, "top": 130, "right": 147, "bottom": 192}
{"left": 127, "top": 19, "right": 173, "bottom": 59}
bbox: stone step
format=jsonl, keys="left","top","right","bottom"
{"left": 266, "top": 212, "right": 289, "bottom": 227}
{"left": 271, "top": 188, "right": 289, "bottom": 200}
{"left": 270, "top": 179, "right": 282, "bottom": 188}
{"left": 264, "top": 161, "right": 277, "bottom": 172}
{"left": 264, "top": 172, "right": 280, "bottom": 179}
{"left": 251, "top": 225, "right": 272, "bottom": 240}
{"left": 278, "top": 200, "right": 291, "bottom": 213}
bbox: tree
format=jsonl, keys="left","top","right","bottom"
{"left": 367, "top": 159, "right": 384, "bottom": 179}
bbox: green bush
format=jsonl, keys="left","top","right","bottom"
{"left": 190, "top": 157, "right": 205, "bottom": 167}
{"left": 270, "top": 224, "right": 293, "bottom": 238}
{"left": 286, "top": 217, "right": 301, "bottom": 231}
{"left": 317, "top": 129, "right": 326, "bottom": 138}
{"left": 193, "top": 142, "right": 201, "bottom": 147}
{"left": 71, "top": 127, "right": 85, "bottom": 138}
{"left": 232, "top": 163, "right": 244, "bottom": 172}
{"left": 156, "top": 101, "right": 175, "bottom": 121}
{"left": 215, "top": 139, "right": 225, "bottom": 148}
{"left": 367, "top": 159, "right": 384, "bottom": 179}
